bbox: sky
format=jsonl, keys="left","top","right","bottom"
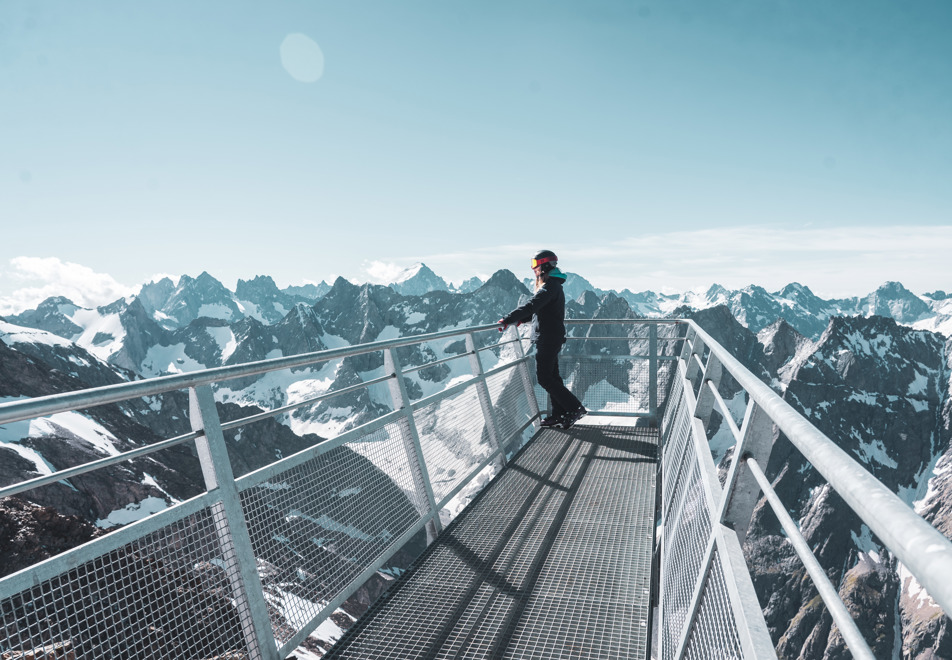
{"left": 2, "top": 0, "right": 951, "bottom": 314}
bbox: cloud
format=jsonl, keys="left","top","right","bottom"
{"left": 0, "top": 257, "right": 135, "bottom": 315}
{"left": 363, "top": 260, "right": 409, "bottom": 284}
{"left": 581, "top": 225, "right": 952, "bottom": 297}
{"left": 404, "top": 226, "right": 952, "bottom": 298}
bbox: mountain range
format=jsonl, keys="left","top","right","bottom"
{"left": 1, "top": 265, "right": 950, "bottom": 658}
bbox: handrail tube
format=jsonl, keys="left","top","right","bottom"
{"left": 477, "top": 337, "right": 521, "bottom": 350}
{"left": 0, "top": 429, "right": 202, "bottom": 501}
{"left": 236, "top": 407, "right": 410, "bottom": 489}
{"left": 559, "top": 353, "right": 650, "bottom": 360}
{"left": 0, "top": 374, "right": 397, "bottom": 501}
{"left": 0, "top": 324, "right": 503, "bottom": 426}
{"left": 745, "top": 457, "right": 876, "bottom": 660}
{"left": 687, "top": 320, "right": 952, "bottom": 617}
{"left": 220, "top": 373, "right": 396, "bottom": 433}
{"left": 565, "top": 319, "right": 684, "bottom": 325}
{"left": 0, "top": 487, "right": 220, "bottom": 594}
{"left": 707, "top": 380, "right": 742, "bottom": 443}
{"left": 408, "top": 358, "right": 530, "bottom": 414}
{"left": 567, "top": 336, "right": 653, "bottom": 341}
{"left": 400, "top": 351, "right": 472, "bottom": 375}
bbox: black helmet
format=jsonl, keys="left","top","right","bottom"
{"left": 531, "top": 250, "right": 558, "bottom": 273}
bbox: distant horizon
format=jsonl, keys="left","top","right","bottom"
{"left": 0, "top": 256, "right": 947, "bottom": 317}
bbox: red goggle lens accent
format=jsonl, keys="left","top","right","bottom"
{"left": 531, "top": 257, "right": 555, "bottom": 268}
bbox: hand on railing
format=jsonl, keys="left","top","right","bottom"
{"left": 498, "top": 319, "right": 524, "bottom": 332}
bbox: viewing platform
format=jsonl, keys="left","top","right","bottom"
{"left": 324, "top": 425, "right": 658, "bottom": 659}
{"left": 1, "top": 319, "right": 951, "bottom": 659}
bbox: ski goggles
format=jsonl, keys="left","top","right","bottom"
{"left": 531, "top": 256, "right": 556, "bottom": 268}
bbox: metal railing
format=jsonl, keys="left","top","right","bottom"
{"left": 0, "top": 323, "right": 537, "bottom": 659}
{"left": 659, "top": 320, "right": 952, "bottom": 660}
{"left": 3, "top": 317, "right": 950, "bottom": 659}
{"left": 0, "top": 320, "right": 674, "bottom": 660}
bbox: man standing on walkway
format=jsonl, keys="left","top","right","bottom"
{"left": 499, "top": 250, "right": 587, "bottom": 429}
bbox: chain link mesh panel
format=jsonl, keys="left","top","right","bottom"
{"left": 661, "top": 390, "right": 693, "bottom": 519}
{"left": 660, "top": 368, "right": 686, "bottom": 447}
{"left": 238, "top": 422, "right": 422, "bottom": 647}
{"left": 0, "top": 505, "right": 250, "bottom": 660}
{"left": 560, "top": 357, "right": 649, "bottom": 415}
{"left": 413, "top": 385, "right": 494, "bottom": 504}
{"left": 683, "top": 547, "right": 743, "bottom": 660}
{"left": 661, "top": 451, "right": 713, "bottom": 660}
{"left": 2, "top": 322, "right": 700, "bottom": 660}
{"left": 484, "top": 368, "right": 533, "bottom": 451}
{"left": 656, "top": 359, "right": 678, "bottom": 416}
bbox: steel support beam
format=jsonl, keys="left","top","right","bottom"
{"left": 189, "top": 385, "right": 278, "bottom": 660}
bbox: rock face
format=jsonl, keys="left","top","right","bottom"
{"left": 693, "top": 309, "right": 952, "bottom": 659}
{"left": 388, "top": 263, "right": 449, "bottom": 297}
{"left": 0, "top": 498, "right": 104, "bottom": 576}
{"left": 4, "top": 268, "right": 952, "bottom": 656}
{"left": 0, "top": 269, "right": 580, "bottom": 653}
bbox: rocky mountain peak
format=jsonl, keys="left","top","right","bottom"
{"left": 562, "top": 272, "right": 601, "bottom": 301}
{"left": 136, "top": 277, "right": 176, "bottom": 314}
{"left": 757, "top": 318, "right": 812, "bottom": 377}
{"left": 455, "top": 276, "right": 484, "bottom": 293}
{"left": 481, "top": 269, "right": 527, "bottom": 294}
{"left": 805, "top": 315, "right": 945, "bottom": 396}
{"left": 159, "top": 272, "right": 241, "bottom": 327}
{"left": 8, "top": 296, "right": 83, "bottom": 339}
{"left": 195, "top": 271, "right": 224, "bottom": 288}
{"left": 282, "top": 281, "right": 331, "bottom": 300}
{"left": 860, "top": 281, "right": 933, "bottom": 324}
{"left": 776, "top": 282, "right": 812, "bottom": 297}
{"left": 704, "top": 283, "right": 729, "bottom": 302}
{"left": 576, "top": 289, "right": 601, "bottom": 307}
{"left": 389, "top": 263, "right": 448, "bottom": 297}
{"left": 236, "top": 275, "right": 281, "bottom": 301}
{"left": 328, "top": 276, "right": 359, "bottom": 296}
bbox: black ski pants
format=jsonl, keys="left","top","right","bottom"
{"left": 535, "top": 340, "right": 582, "bottom": 417}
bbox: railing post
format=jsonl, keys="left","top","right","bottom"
{"left": 648, "top": 324, "right": 658, "bottom": 423}
{"left": 684, "top": 336, "right": 706, "bottom": 386}
{"left": 189, "top": 385, "right": 278, "bottom": 660}
{"left": 512, "top": 329, "right": 541, "bottom": 424}
{"left": 384, "top": 348, "right": 442, "bottom": 543}
{"left": 465, "top": 333, "right": 507, "bottom": 467}
{"left": 693, "top": 354, "right": 723, "bottom": 430}
{"left": 679, "top": 324, "right": 697, "bottom": 363}
{"left": 718, "top": 401, "right": 777, "bottom": 542}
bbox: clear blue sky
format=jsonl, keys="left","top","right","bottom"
{"left": 2, "top": 0, "right": 951, "bottom": 312}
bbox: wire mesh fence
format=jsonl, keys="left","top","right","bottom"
{"left": 683, "top": 549, "right": 744, "bottom": 660}
{"left": 238, "top": 422, "right": 423, "bottom": 647}
{"left": 0, "top": 320, "right": 679, "bottom": 660}
{"left": 0, "top": 501, "right": 249, "bottom": 660}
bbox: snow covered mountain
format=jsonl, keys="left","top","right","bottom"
{"left": 691, "top": 307, "right": 952, "bottom": 659}
{"left": 453, "top": 276, "right": 484, "bottom": 293}
{"left": 386, "top": 263, "right": 449, "bottom": 296}
{"left": 2, "top": 266, "right": 951, "bottom": 656}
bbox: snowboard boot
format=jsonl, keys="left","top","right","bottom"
{"left": 540, "top": 414, "right": 564, "bottom": 428}
{"left": 560, "top": 406, "right": 588, "bottom": 429}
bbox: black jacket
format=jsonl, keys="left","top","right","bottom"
{"left": 502, "top": 271, "right": 567, "bottom": 343}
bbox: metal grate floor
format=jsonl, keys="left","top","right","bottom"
{"left": 323, "top": 424, "right": 659, "bottom": 660}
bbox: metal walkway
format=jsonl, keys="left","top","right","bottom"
{"left": 324, "top": 424, "right": 659, "bottom": 659}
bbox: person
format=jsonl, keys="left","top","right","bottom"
{"left": 499, "top": 250, "right": 587, "bottom": 429}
